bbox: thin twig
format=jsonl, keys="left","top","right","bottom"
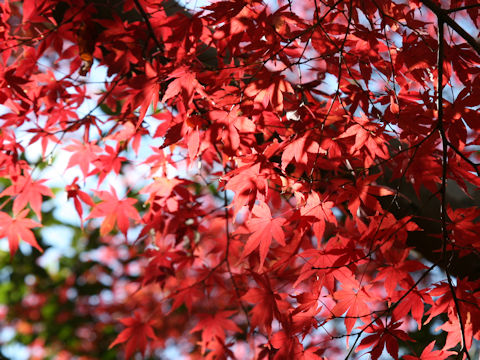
{"left": 446, "top": 139, "right": 480, "bottom": 176}
{"left": 213, "top": 142, "right": 251, "bottom": 331}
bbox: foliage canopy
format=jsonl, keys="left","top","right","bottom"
{"left": 1, "top": 0, "right": 480, "bottom": 358}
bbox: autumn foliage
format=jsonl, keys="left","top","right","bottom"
{"left": 1, "top": 0, "right": 480, "bottom": 358}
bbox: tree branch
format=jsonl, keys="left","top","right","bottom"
{"left": 437, "top": 18, "right": 471, "bottom": 360}
{"left": 133, "top": 0, "right": 169, "bottom": 64}
{"left": 421, "top": 0, "right": 480, "bottom": 56}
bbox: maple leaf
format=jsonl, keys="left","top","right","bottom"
{"left": 27, "top": 128, "right": 61, "bottom": 158}
{"left": 204, "top": 337, "right": 236, "bottom": 360}
{"left": 332, "top": 285, "right": 376, "bottom": 337}
{"left": 356, "top": 319, "right": 411, "bottom": 360}
{"left": 64, "top": 139, "right": 102, "bottom": 178}
{"left": 423, "top": 282, "right": 456, "bottom": 325}
{"left": 392, "top": 289, "right": 429, "bottom": 329}
{"left": 403, "top": 341, "right": 456, "bottom": 360}
{"left": 22, "top": 0, "right": 45, "bottom": 23}
{"left": 87, "top": 187, "right": 141, "bottom": 236}
{"left": 142, "top": 146, "right": 170, "bottom": 176}
{"left": 224, "top": 161, "right": 270, "bottom": 217}
{"left": 299, "top": 191, "right": 337, "bottom": 242}
{"left": 92, "top": 145, "right": 127, "bottom": 185}
{"left": 335, "top": 174, "right": 394, "bottom": 220}
{"left": 0, "top": 175, "right": 54, "bottom": 220}
{"left": 446, "top": 207, "right": 480, "bottom": 252}
{"left": 338, "top": 115, "right": 390, "bottom": 162}
{"left": 311, "top": 28, "right": 338, "bottom": 55}
{"left": 242, "top": 274, "right": 289, "bottom": 335}
{"left": 435, "top": 306, "right": 473, "bottom": 351}
{"left": 290, "top": 302, "right": 321, "bottom": 335}
{"left": 162, "top": 66, "right": 207, "bottom": 106}
{"left": 295, "top": 246, "right": 359, "bottom": 294}
{"left": 137, "top": 62, "right": 161, "bottom": 122}
{"left": 208, "top": 107, "right": 255, "bottom": 153}
{"left": 241, "top": 202, "right": 286, "bottom": 270}
{"left": 292, "top": 289, "right": 321, "bottom": 315}
{"left": 168, "top": 279, "right": 205, "bottom": 313}
{"left": 140, "top": 177, "right": 184, "bottom": 208}
{"left": 377, "top": 260, "right": 426, "bottom": 298}
{"left": 244, "top": 71, "right": 293, "bottom": 112}
{"left": 109, "top": 311, "right": 157, "bottom": 359}
{"left": 0, "top": 209, "right": 42, "bottom": 256}
{"left": 66, "top": 177, "right": 94, "bottom": 220}
{"left": 190, "top": 310, "right": 241, "bottom": 354}
{"left": 187, "top": 127, "right": 200, "bottom": 161}
{"left": 270, "top": 331, "right": 304, "bottom": 359}
{"left": 280, "top": 132, "right": 326, "bottom": 171}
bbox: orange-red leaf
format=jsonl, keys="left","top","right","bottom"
{"left": 0, "top": 209, "right": 42, "bottom": 256}
{"left": 242, "top": 202, "right": 285, "bottom": 270}
{"left": 190, "top": 310, "right": 241, "bottom": 354}
{"left": 87, "top": 187, "right": 141, "bottom": 236}
{"left": 0, "top": 175, "right": 54, "bottom": 220}
{"left": 109, "top": 312, "right": 157, "bottom": 359}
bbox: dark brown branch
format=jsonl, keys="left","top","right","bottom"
{"left": 133, "top": 0, "right": 169, "bottom": 63}
{"left": 421, "top": 0, "right": 480, "bottom": 56}
{"left": 447, "top": 4, "right": 480, "bottom": 14}
{"left": 446, "top": 271, "right": 472, "bottom": 358}
{"left": 437, "top": 18, "right": 472, "bottom": 360}
{"left": 436, "top": 21, "right": 447, "bottom": 264}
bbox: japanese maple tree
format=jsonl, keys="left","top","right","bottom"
{"left": 1, "top": 0, "right": 480, "bottom": 358}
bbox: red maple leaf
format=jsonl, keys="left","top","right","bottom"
{"left": 64, "top": 139, "right": 102, "bottom": 178}
{"left": 299, "top": 191, "right": 337, "bottom": 242}
{"left": 356, "top": 319, "right": 411, "bottom": 360}
{"left": 109, "top": 311, "right": 157, "bottom": 359}
{"left": 87, "top": 187, "right": 141, "bottom": 236}
{"left": 435, "top": 306, "right": 473, "bottom": 351}
{"left": 392, "top": 289, "right": 429, "bottom": 329}
{"left": 244, "top": 70, "right": 293, "bottom": 112}
{"left": 332, "top": 285, "right": 376, "bottom": 337}
{"left": 335, "top": 174, "right": 394, "bottom": 219}
{"left": 204, "top": 337, "right": 236, "bottom": 360}
{"left": 162, "top": 66, "right": 207, "bottom": 106}
{"left": 138, "top": 62, "right": 161, "bottom": 122}
{"left": 295, "top": 246, "right": 359, "bottom": 295}
{"left": 224, "top": 160, "right": 271, "bottom": 217}
{"left": 208, "top": 107, "right": 255, "bottom": 153}
{"left": 66, "top": 177, "right": 94, "bottom": 220}
{"left": 270, "top": 330, "right": 304, "bottom": 359}
{"left": 242, "top": 202, "right": 286, "bottom": 270}
{"left": 0, "top": 175, "right": 54, "bottom": 220}
{"left": 377, "top": 260, "right": 426, "bottom": 298}
{"left": 92, "top": 145, "right": 127, "bottom": 185}
{"left": 403, "top": 341, "right": 456, "bottom": 360}
{"left": 242, "top": 274, "right": 289, "bottom": 335}
{"left": 168, "top": 279, "right": 204, "bottom": 313}
{"left": 0, "top": 209, "right": 42, "bottom": 256}
{"left": 292, "top": 289, "right": 321, "bottom": 315}
{"left": 190, "top": 310, "right": 241, "bottom": 354}
{"left": 281, "top": 132, "right": 326, "bottom": 171}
